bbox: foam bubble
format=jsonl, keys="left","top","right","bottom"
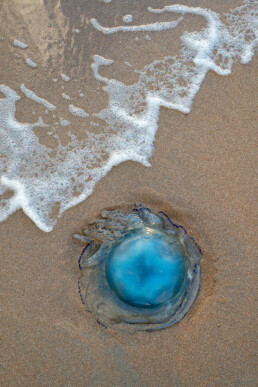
{"left": 69, "top": 104, "right": 89, "bottom": 117}
{"left": 0, "top": 1, "right": 257, "bottom": 231}
{"left": 59, "top": 117, "right": 70, "bottom": 126}
{"left": 123, "top": 15, "right": 133, "bottom": 24}
{"left": 90, "top": 16, "right": 184, "bottom": 34}
{"left": 14, "top": 39, "right": 28, "bottom": 49}
{"left": 20, "top": 84, "right": 56, "bottom": 111}
{"left": 91, "top": 55, "right": 114, "bottom": 82}
{"left": 61, "top": 73, "right": 71, "bottom": 82}
{"left": 26, "top": 58, "right": 37, "bottom": 68}
{"left": 62, "top": 93, "right": 70, "bottom": 100}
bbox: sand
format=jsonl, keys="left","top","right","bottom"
{"left": 0, "top": 1, "right": 257, "bottom": 386}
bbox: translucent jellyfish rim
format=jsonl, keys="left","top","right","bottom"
{"left": 76, "top": 205, "right": 201, "bottom": 332}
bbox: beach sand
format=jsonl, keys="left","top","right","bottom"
{"left": 1, "top": 1, "right": 257, "bottom": 386}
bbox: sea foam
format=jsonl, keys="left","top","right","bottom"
{"left": 69, "top": 104, "right": 89, "bottom": 118}
{"left": 0, "top": 1, "right": 257, "bottom": 231}
{"left": 14, "top": 39, "right": 28, "bottom": 49}
{"left": 26, "top": 58, "right": 37, "bottom": 68}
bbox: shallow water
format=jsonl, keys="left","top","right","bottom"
{"left": 0, "top": 0, "right": 256, "bottom": 231}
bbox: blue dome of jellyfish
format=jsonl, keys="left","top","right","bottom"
{"left": 73, "top": 204, "right": 201, "bottom": 332}
{"left": 106, "top": 229, "right": 187, "bottom": 308}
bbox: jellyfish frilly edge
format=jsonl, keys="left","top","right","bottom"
{"left": 73, "top": 204, "right": 201, "bottom": 333}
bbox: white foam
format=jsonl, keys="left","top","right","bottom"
{"left": 90, "top": 122, "right": 100, "bottom": 127}
{"left": 123, "top": 15, "right": 132, "bottom": 24}
{"left": 20, "top": 84, "right": 56, "bottom": 111}
{"left": 241, "top": 42, "right": 255, "bottom": 64}
{"left": 14, "top": 39, "right": 28, "bottom": 49}
{"left": 91, "top": 55, "right": 114, "bottom": 83}
{"left": 69, "top": 104, "right": 89, "bottom": 117}
{"left": 26, "top": 58, "right": 37, "bottom": 68}
{"left": 90, "top": 17, "right": 184, "bottom": 34}
{"left": 61, "top": 73, "right": 71, "bottom": 81}
{"left": 0, "top": 176, "right": 52, "bottom": 232}
{"left": 62, "top": 93, "right": 70, "bottom": 100}
{"left": 0, "top": 1, "right": 257, "bottom": 232}
{"left": 59, "top": 117, "right": 70, "bottom": 126}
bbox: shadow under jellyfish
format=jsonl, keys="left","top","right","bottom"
{"left": 73, "top": 204, "right": 201, "bottom": 332}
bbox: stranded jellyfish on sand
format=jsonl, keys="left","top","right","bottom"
{"left": 73, "top": 204, "right": 201, "bottom": 332}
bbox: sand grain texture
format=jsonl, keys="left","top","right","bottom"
{"left": 0, "top": 1, "right": 257, "bottom": 386}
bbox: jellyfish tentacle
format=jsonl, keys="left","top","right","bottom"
{"left": 138, "top": 207, "right": 164, "bottom": 227}
{"left": 73, "top": 234, "right": 93, "bottom": 245}
{"left": 83, "top": 218, "right": 126, "bottom": 243}
{"left": 101, "top": 210, "right": 129, "bottom": 225}
{"left": 80, "top": 244, "right": 110, "bottom": 268}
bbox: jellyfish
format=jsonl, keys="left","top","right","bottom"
{"left": 73, "top": 204, "right": 201, "bottom": 332}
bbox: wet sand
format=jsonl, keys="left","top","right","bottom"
{"left": 1, "top": 1, "right": 257, "bottom": 386}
